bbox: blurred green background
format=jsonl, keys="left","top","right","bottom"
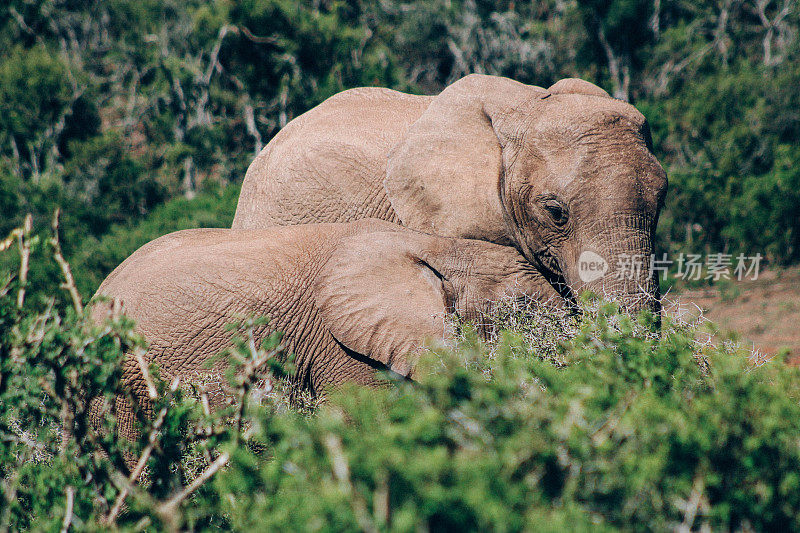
{"left": 1, "top": 0, "right": 798, "bottom": 297}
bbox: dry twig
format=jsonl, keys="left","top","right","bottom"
{"left": 230, "top": 324, "right": 280, "bottom": 444}
{"left": 50, "top": 209, "right": 83, "bottom": 313}
{"left": 157, "top": 451, "right": 230, "bottom": 515}
{"left": 104, "top": 376, "right": 181, "bottom": 525}
{"left": 60, "top": 486, "right": 74, "bottom": 533}
{"left": 134, "top": 348, "right": 159, "bottom": 400}
{"left": 323, "top": 434, "right": 377, "bottom": 533}
{"left": 675, "top": 471, "right": 707, "bottom": 533}
{"left": 14, "top": 215, "right": 32, "bottom": 309}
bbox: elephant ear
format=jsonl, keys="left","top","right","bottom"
{"left": 313, "top": 231, "right": 453, "bottom": 377}
{"left": 384, "top": 74, "right": 547, "bottom": 243}
{"left": 548, "top": 78, "right": 610, "bottom": 98}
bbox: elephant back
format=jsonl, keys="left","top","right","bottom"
{"left": 232, "top": 87, "right": 433, "bottom": 230}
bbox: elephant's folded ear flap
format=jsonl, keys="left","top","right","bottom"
{"left": 384, "top": 74, "right": 545, "bottom": 244}
{"left": 312, "top": 232, "right": 451, "bottom": 377}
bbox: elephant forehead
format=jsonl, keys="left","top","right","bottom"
{"left": 528, "top": 113, "right": 657, "bottom": 187}
{"left": 524, "top": 137, "right": 665, "bottom": 212}
{"left": 534, "top": 94, "right": 647, "bottom": 137}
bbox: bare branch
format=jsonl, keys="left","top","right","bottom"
{"left": 60, "top": 487, "right": 74, "bottom": 533}
{"left": 675, "top": 471, "right": 707, "bottom": 532}
{"left": 713, "top": 0, "right": 736, "bottom": 62}
{"left": 182, "top": 157, "right": 196, "bottom": 200}
{"left": 323, "top": 434, "right": 377, "bottom": 533}
{"left": 243, "top": 103, "right": 264, "bottom": 155}
{"left": 8, "top": 7, "right": 45, "bottom": 46}
{"left": 755, "top": 0, "right": 795, "bottom": 65}
{"left": 230, "top": 324, "right": 280, "bottom": 445}
{"left": 50, "top": 210, "right": 83, "bottom": 313}
{"left": 134, "top": 349, "right": 159, "bottom": 400}
{"left": 157, "top": 451, "right": 230, "bottom": 515}
{"left": 239, "top": 26, "right": 278, "bottom": 44}
{"left": 756, "top": 0, "right": 774, "bottom": 64}
{"left": 373, "top": 471, "right": 390, "bottom": 527}
{"left": 196, "top": 383, "right": 214, "bottom": 441}
{"left": 16, "top": 215, "right": 32, "bottom": 310}
{"left": 0, "top": 228, "right": 21, "bottom": 253}
{"left": 594, "top": 17, "right": 630, "bottom": 101}
{"left": 104, "top": 376, "right": 180, "bottom": 525}
{"left": 650, "top": 0, "right": 661, "bottom": 39}
{"left": 201, "top": 25, "right": 235, "bottom": 87}
{"left": 192, "top": 25, "right": 236, "bottom": 129}
{"left": 8, "top": 137, "right": 21, "bottom": 178}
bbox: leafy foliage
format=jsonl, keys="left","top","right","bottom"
{"left": 0, "top": 223, "right": 282, "bottom": 531}
{"left": 0, "top": 184, "right": 239, "bottom": 306}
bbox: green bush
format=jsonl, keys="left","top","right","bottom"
{"left": 0, "top": 220, "right": 279, "bottom": 531}
{"left": 210, "top": 306, "right": 800, "bottom": 532}
{"left": 3, "top": 220, "right": 800, "bottom": 531}
{"left": 0, "top": 45, "right": 73, "bottom": 174}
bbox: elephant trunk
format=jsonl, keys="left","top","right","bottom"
{"left": 568, "top": 213, "right": 661, "bottom": 318}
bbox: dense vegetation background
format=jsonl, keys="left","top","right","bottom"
{"left": 2, "top": 0, "right": 799, "bottom": 298}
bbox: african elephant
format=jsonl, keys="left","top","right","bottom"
{"left": 232, "top": 74, "right": 667, "bottom": 315}
{"left": 91, "top": 219, "right": 559, "bottom": 440}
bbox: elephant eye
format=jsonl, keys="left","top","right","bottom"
{"left": 543, "top": 200, "right": 568, "bottom": 226}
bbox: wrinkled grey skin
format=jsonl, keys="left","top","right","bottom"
{"left": 91, "top": 219, "right": 559, "bottom": 442}
{"left": 233, "top": 74, "right": 668, "bottom": 314}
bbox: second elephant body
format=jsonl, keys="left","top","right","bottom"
{"left": 92, "top": 219, "right": 558, "bottom": 439}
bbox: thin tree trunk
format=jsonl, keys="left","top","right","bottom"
{"left": 244, "top": 103, "right": 263, "bottom": 155}
{"left": 755, "top": 0, "right": 794, "bottom": 66}
{"left": 595, "top": 19, "right": 630, "bottom": 101}
{"left": 650, "top": 0, "right": 661, "bottom": 39}
{"left": 182, "top": 157, "right": 196, "bottom": 200}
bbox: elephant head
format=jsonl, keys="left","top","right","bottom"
{"left": 314, "top": 227, "right": 562, "bottom": 376}
{"left": 385, "top": 74, "right": 667, "bottom": 315}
